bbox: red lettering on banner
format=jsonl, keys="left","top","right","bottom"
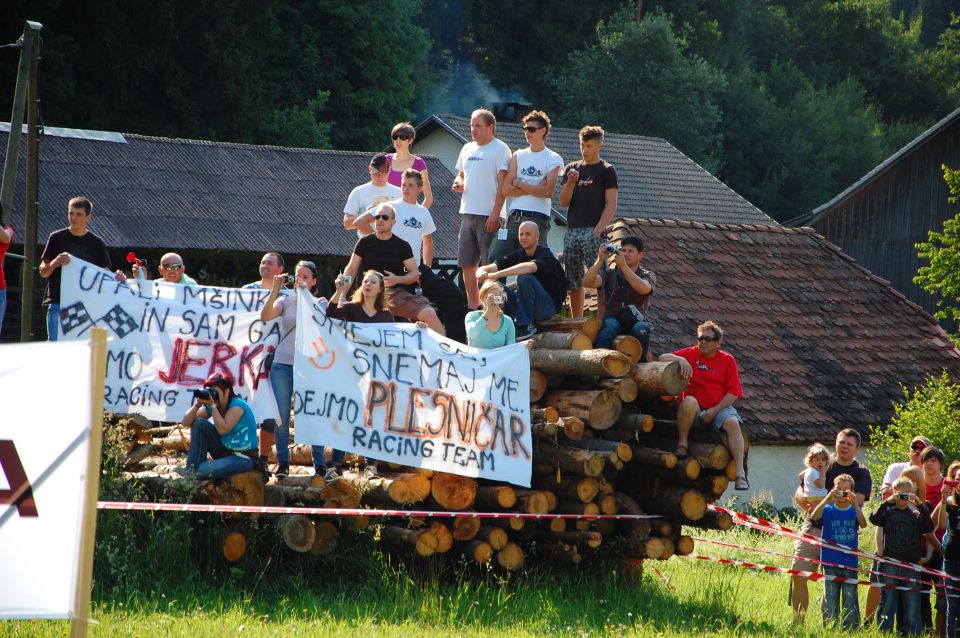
{"left": 208, "top": 341, "right": 238, "bottom": 378}
{"left": 158, "top": 337, "right": 209, "bottom": 385}
{"left": 0, "top": 440, "right": 38, "bottom": 517}
{"left": 237, "top": 344, "right": 267, "bottom": 389}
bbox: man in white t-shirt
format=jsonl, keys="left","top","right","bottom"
{"left": 356, "top": 169, "right": 467, "bottom": 341}
{"left": 343, "top": 153, "right": 401, "bottom": 236}
{"left": 452, "top": 108, "right": 512, "bottom": 309}
{"left": 489, "top": 110, "right": 563, "bottom": 263}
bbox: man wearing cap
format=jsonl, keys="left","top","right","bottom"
{"left": 881, "top": 436, "right": 931, "bottom": 499}
{"left": 132, "top": 252, "right": 197, "bottom": 285}
{"left": 343, "top": 153, "right": 402, "bottom": 236}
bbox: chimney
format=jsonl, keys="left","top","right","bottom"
{"left": 491, "top": 101, "right": 532, "bottom": 124}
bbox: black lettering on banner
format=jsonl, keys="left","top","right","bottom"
{"left": 105, "top": 385, "right": 179, "bottom": 407}
{"left": 294, "top": 390, "right": 360, "bottom": 423}
{"left": 0, "top": 440, "right": 38, "bottom": 517}
{"left": 138, "top": 304, "right": 170, "bottom": 333}
{"left": 106, "top": 349, "right": 144, "bottom": 380}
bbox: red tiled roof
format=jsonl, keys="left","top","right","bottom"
{"left": 605, "top": 218, "right": 960, "bottom": 443}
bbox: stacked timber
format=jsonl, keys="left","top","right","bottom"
{"left": 112, "top": 318, "right": 743, "bottom": 568}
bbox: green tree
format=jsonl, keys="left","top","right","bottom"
{"left": 915, "top": 166, "right": 960, "bottom": 340}
{"left": 866, "top": 371, "right": 960, "bottom": 486}
{"left": 554, "top": 9, "right": 726, "bottom": 172}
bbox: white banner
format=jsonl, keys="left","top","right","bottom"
{"left": 294, "top": 290, "right": 533, "bottom": 486}
{"left": 59, "top": 259, "right": 280, "bottom": 422}
{"left": 0, "top": 340, "right": 92, "bottom": 619}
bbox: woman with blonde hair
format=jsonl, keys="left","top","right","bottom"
{"left": 465, "top": 280, "right": 518, "bottom": 348}
{"left": 387, "top": 122, "right": 433, "bottom": 208}
{"left": 328, "top": 269, "right": 394, "bottom": 323}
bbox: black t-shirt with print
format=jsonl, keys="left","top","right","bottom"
{"left": 869, "top": 501, "right": 934, "bottom": 562}
{"left": 39, "top": 228, "right": 112, "bottom": 304}
{"left": 353, "top": 234, "right": 415, "bottom": 292}
{"left": 561, "top": 160, "right": 618, "bottom": 228}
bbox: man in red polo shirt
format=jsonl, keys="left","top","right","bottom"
{"left": 659, "top": 320, "right": 748, "bottom": 490}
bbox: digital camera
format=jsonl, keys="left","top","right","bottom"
{"left": 491, "top": 295, "right": 504, "bottom": 305}
{"left": 192, "top": 388, "right": 218, "bottom": 401}
{"left": 605, "top": 242, "right": 618, "bottom": 253}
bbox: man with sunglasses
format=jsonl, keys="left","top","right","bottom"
{"left": 343, "top": 153, "right": 401, "bottom": 236}
{"left": 489, "top": 110, "right": 563, "bottom": 263}
{"left": 452, "top": 108, "right": 512, "bottom": 310}
{"left": 880, "top": 436, "right": 932, "bottom": 499}
{"left": 133, "top": 252, "right": 197, "bottom": 285}
{"left": 659, "top": 320, "right": 748, "bottom": 490}
{"left": 342, "top": 203, "right": 445, "bottom": 334}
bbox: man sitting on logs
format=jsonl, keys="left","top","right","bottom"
{"left": 476, "top": 220, "right": 566, "bottom": 340}
{"left": 658, "top": 320, "right": 748, "bottom": 491}
{"left": 582, "top": 236, "right": 655, "bottom": 360}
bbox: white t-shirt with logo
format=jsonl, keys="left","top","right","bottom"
{"left": 509, "top": 146, "right": 563, "bottom": 215}
{"left": 344, "top": 182, "right": 402, "bottom": 236}
{"left": 389, "top": 199, "right": 437, "bottom": 265}
{"left": 455, "top": 138, "right": 512, "bottom": 217}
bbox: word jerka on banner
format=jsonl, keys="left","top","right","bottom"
{"left": 60, "top": 259, "right": 281, "bottom": 422}
{"left": 294, "top": 290, "right": 533, "bottom": 486}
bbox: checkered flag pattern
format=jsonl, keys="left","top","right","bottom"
{"left": 99, "top": 304, "right": 139, "bottom": 338}
{"left": 58, "top": 302, "right": 94, "bottom": 335}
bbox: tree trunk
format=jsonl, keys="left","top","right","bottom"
{"left": 476, "top": 525, "right": 509, "bottom": 550}
{"left": 514, "top": 489, "right": 551, "bottom": 514}
{"left": 650, "top": 457, "right": 702, "bottom": 482}
{"left": 426, "top": 521, "right": 454, "bottom": 553}
{"left": 531, "top": 406, "right": 560, "bottom": 423}
{"left": 278, "top": 514, "right": 316, "bottom": 553}
{"left": 157, "top": 428, "right": 191, "bottom": 452}
{"left": 462, "top": 540, "right": 494, "bottom": 564}
{"left": 627, "top": 444, "right": 678, "bottom": 470}
{"left": 690, "top": 509, "right": 733, "bottom": 531}
{"left": 622, "top": 537, "right": 664, "bottom": 560}
{"left": 495, "top": 542, "right": 525, "bottom": 571}
{"left": 309, "top": 521, "right": 339, "bottom": 556}
{"left": 536, "top": 440, "right": 606, "bottom": 477}
{"left": 320, "top": 477, "right": 361, "bottom": 508}
{"left": 452, "top": 516, "right": 481, "bottom": 541}
{"left": 631, "top": 361, "right": 688, "bottom": 397}
{"left": 563, "top": 437, "right": 632, "bottom": 463}
{"left": 638, "top": 438, "right": 731, "bottom": 471}
{"left": 221, "top": 528, "right": 248, "bottom": 563}
{"left": 543, "top": 390, "right": 621, "bottom": 430}
{"left": 594, "top": 493, "right": 618, "bottom": 515}
{"left": 556, "top": 500, "right": 600, "bottom": 517}
{"left": 537, "top": 316, "right": 601, "bottom": 342}
{"left": 264, "top": 484, "right": 325, "bottom": 505}
{"left": 476, "top": 485, "right": 517, "bottom": 510}
{"left": 534, "top": 475, "right": 600, "bottom": 503}
{"left": 531, "top": 370, "right": 548, "bottom": 403}
{"left": 613, "top": 412, "right": 653, "bottom": 432}
{"left": 597, "top": 377, "right": 638, "bottom": 403}
{"left": 531, "top": 349, "right": 631, "bottom": 378}
{"left": 635, "top": 486, "right": 707, "bottom": 522}
{"left": 209, "top": 471, "right": 265, "bottom": 518}
{"left": 613, "top": 335, "right": 643, "bottom": 364}
{"left": 676, "top": 536, "right": 695, "bottom": 556}
{"left": 551, "top": 530, "right": 603, "bottom": 548}
{"left": 430, "top": 472, "right": 477, "bottom": 510}
{"left": 529, "top": 331, "right": 593, "bottom": 350}
{"left": 380, "top": 525, "right": 438, "bottom": 556}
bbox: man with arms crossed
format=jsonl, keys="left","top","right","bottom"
{"left": 452, "top": 108, "right": 511, "bottom": 310}
{"left": 559, "top": 126, "right": 618, "bottom": 318}
{"left": 789, "top": 428, "right": 872, "bottom": 621}
{"left": 343, "top": 153, "right": 401, "bottom": 236}
{"left": 488, "top": 110, "right": 562, "bottom": 262}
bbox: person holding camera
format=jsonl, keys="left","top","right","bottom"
{"left": 871, "top": 476, "right": 935, "bottom": 634}
{"left": 810, "top": 474, "right": 867, "bottom": 630}
{"left": 933, "top": 461, "right": 960, "bottom": 637}
{"left": 260, "top": 261, "right": 328, "bottom": 479}
{"left": 465, "top": 281, "right": 516, "bottom": 348}
{"left": 328, "top": 269, "right": 394, "bottom": 323}
{"left": 583, "top": 236, "right": 655, "bottom": 360}
{"left": 177, "top": 373, "right": 259, "bottom": 482}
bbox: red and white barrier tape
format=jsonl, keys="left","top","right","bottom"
{"left": 708, "top": 504, "right": 958, "bottom": 584}
{"left": 96, "top": 500, "right": 661, "bottom": 520}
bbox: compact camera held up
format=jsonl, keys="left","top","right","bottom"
{"left": 192, "top": 388, "right": 218, "bottom": 402}
{"left": 604, "top": 242, "right": 619, "bottom": 253}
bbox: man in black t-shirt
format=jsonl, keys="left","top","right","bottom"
{"left": 558, "top": 125, "right": 618, "bottom": 319}
{"left": 789, "top": 427, "right": 872, "bottom": 621}
{"left": 341, "top": 203, "right": 444, "bottom": 334}
{"left": 38, "top": 196, "right": 117, "bottom": 340}
{"left": 476, "top": 220, "right": 565, "bottom": 340}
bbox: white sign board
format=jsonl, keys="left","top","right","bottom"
{"left": 294, "top": 290, "right": 533, "bottom": 486}
{"left": 59, "top": 259, "right": 280, "bottom": 422}
{"left": 0, "top": 340, "right": 92, "bottom": 618}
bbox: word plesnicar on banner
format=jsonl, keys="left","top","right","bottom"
{"left": 294, "top": 289, "right": 533, "bottom": 486}
{"left": 0, "top": 340, "right": 93, "bottom": 618}
{"left": 59, "top": 259, "right": 280, "bottom": 422}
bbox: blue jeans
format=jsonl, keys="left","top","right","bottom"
{"left": 878, "top": 562, "right": 922, "bottom": 635}
{"left": 0, "top": 289, "right": 6, "bottom": 336}
{"left": 182, "top": 419, "right": 254, "bottom": 482}
{"left": 945, "top": 559, "right": 960, "bottom": 638}
{"left": 595, "top": 314, "right": 651, "bottom": 358}
{"left": 505, "top": 274, "right": 556, "bottom": 328}
{"left": 46, "top": 302, "right": 60, "bottom": 341}
{"left": 269, "top": 363, "right": 294, "bottom": 464}
{"left": 822, "top": 565, "right": 859, "bottom": 630}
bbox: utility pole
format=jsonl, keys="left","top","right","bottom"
{"left": 0, "top": 21, "right": 43, "bottom": 341}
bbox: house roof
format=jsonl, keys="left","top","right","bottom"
{"left": 605, "top": 217, "right": 960, "bottom": 443}
{"left": 0, "top": 127, "right": 462, "bottom": 259}
{"left": 795, "top": 105, "right": 960, "bottom": 227}
{"left": 416, "top": 114, "right": 776, "bottom": 227}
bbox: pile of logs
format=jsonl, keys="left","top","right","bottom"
{"left": 116, "top": 316, "right": 744, "bottom": 570}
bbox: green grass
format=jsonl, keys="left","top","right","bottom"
{"left": 1, "top": 512, "right": 899, "bottom": 637}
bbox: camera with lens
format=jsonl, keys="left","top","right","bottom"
{"left": 840, "top": 490, "right": 848, "bottom": 498}
{"left": 897, "top": 492, "right": 910, "bottom": 501}
{"left": 491, "top": 295, "right": 504, "bottom": 306}
{"left": 285, "top": 274, "right": 296, "bottom": 284}
{"left": 192, "top": 388, "right": 218, "bottom": 402}
{"left": 605, "top": 242, "right": 619, "bottom": 253}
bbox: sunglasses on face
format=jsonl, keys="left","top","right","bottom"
{"left": 697, "top": 335, "right": 718, "bottom": 342}
{"left": 392, "top": 133, "right": 411, "bottom": 141}
{"left": 374, "top": 214, "right": 394, "bottom": 221}
{"left": 522, "top": 126, "right": 544, "bottom": 133}
{"left": 161, "top": 263, "right": 183, "bottom": 270}
{"left": 911, "top": 443, "right": 927, "bottom": 452}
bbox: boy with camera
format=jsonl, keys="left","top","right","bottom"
{"left": 870, "top": 476, "right": 935, "bottom": 634}
{"left": 810, "top": 474, "right": 867, "bottom": 629}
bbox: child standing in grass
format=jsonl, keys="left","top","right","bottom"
{"left": 870, "top": 476, "right": 934, "bottom": 635}
{"left": 800, "top": 443, "right": 830, "bottom": 510}
{"left": 810, "top": 473, "right": 866, "bottom": 629}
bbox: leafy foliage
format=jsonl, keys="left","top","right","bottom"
{"left": 865, "top": 371, "right": 960, "bottom": 486}
{"left": 915, "top": 166, "right": 960, "bottom": 339}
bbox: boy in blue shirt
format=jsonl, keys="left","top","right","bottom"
{"left": 811, "top": 473, "right": 867, "bottom": 629}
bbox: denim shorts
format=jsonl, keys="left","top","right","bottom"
{"left": 694, "top": 405, "right": 742, "bottom": 431}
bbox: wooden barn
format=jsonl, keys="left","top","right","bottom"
{"left": 789, "top": 106, "right": 960, "bottom": 324}
{"left": 0, "top": 125, "right": 463, "bottom": 341}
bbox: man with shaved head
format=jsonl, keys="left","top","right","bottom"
{"left": 134, "top": 252, "right": 198, "bottom": 285}
{"left": 476, "top": 220, "right": 566, "bottom": 340}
